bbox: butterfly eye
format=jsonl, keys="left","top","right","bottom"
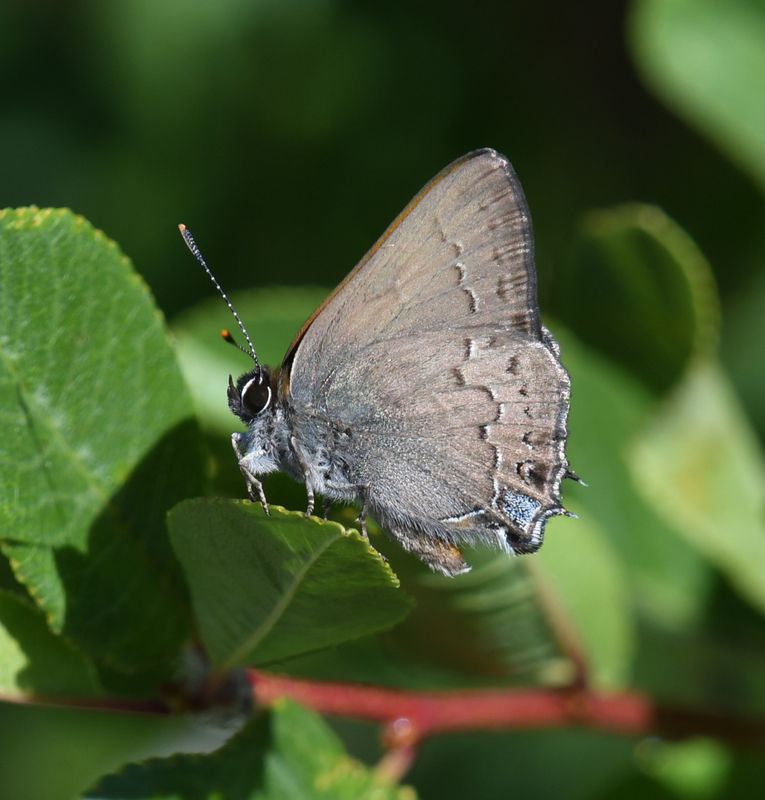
{"left": 228, "top": 369, "right": 273, "bottom": 422}
{"left": 240, "top": 374, "right": 272, "bottom": 417}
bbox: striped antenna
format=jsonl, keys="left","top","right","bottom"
{"left": 178, "top": 224, "right": 260, "bottom": 372}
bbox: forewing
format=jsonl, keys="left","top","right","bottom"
{"left": 284, "top": 149, "right": 570, "bottom": 552}
{"left": 283, "top": 149, "right": 540, "bottom": 388}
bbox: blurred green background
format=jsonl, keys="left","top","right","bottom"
{"left": 3, "top": 0, "right": 764, "bottom": 430}
{"left": 2, "top": 0, "right": 765, "bottom": 798}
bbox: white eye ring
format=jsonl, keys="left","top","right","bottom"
{"left": 241, "top": 378, "right": 272, "bottom": 414}
{"left": 241, "top": 377, "right": 258, "bottom": 396}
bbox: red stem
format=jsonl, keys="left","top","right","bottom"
{"left": 5, "top": 673, "right": 764, "bottom": 750}
{"left": 248, "top": 669, "right": 765, "bottom": 748}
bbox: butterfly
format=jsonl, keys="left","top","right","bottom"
{"left": 181, "top": 148, "right": 576, "bottom": 576}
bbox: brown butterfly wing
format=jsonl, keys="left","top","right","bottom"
{"left": 283, "top": 149, "right": 571, "bottom": 554}
{"left": 281, "top": 149, "right": 539, "bottom": 375}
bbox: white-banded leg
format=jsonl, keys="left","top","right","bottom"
{"left": 290, "top": 436, "right": 316, "bottom": 517}
{"left": 322, "top": 498, "right": 333, "bottom": 520}
{"left": 305, "top": 487, "right": 315, "bottom": 517}
{"left": 231, "top": 434, "right": 270, "bottom": 515}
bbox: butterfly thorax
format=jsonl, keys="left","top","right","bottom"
{"left": 233, "top": 405, "right": 292, "bottom": 478}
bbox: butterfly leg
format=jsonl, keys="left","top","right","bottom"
{"left": 356, "top": 487, "right": 371, "bottom": 540}
{"left": 322, "top": 498, "right": 333, "bottom": 519}
{"left": 231, "top": 434, "right": 270, "bottom": 515}
{"left": 357, "top": 509, "right": 368, "bottom": 539}
{"left": 290, "top": 436, "right": 316, "bottom": 517}
{"left": 243, "top": 469, "right": 269, "bottom": 514}
{"left": 305, "top": 486, "right": 315, "bottom": 517}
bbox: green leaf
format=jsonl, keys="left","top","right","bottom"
{"left": 630, "top": 361, "right": 765, "bottom": 613}
{"left": 0, "top": 207, "right": 203, "bottom": 671}
{"left": 0, "top": 550, "right": 24, "bottom": 595}
{"left": 382, "top": 545, "right": 579, "bottom": 688}
{"left": 534, "top": 505, "right": 633, "bottom": 689}
{"left": 639, "top": 739, "right": 730, "bottom": 800}
{"left": 285, "top": 502, "right": 631, "bottom": 692}
{"left": 554, "top": 205, "right": 720, "bottom": 392}
{"left": 631, "top": 0, "right": 765, "bottom": 192}
{"left": 406, "top": 728, "right": 636, "bottom": 800}
{"left": 269, "top": 634, "right": 478, "bottom": 690}
{"left": 0, "top": 701, "right": 225, "bottom": 800}
{"left": 722, "top": 268, "right": 765, "bottom": 439}
{"left": 0, "top": 589, "right": 100, "bottom": 697}
{"left": 172, "top": 287, "right": 330, "bottom": 432}
{"left": 558, "top": 330, "right": 712, "bottom": 629}
{"left": 168, "top": 499, "right": 413, "bottom": 669}
{"left": 87, "top": 700, "right": 416, "bottom": 799}
{"left": 174, "top": 286, "right": 635, "bottom": 686}
{"left": 378, "top": 490, "right": 632, "bottom": 691}
{"left": 634, "top": 617, "right": 765, "bottom": 712}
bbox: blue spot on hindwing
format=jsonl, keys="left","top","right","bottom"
{"left": 502, "top": 489, "right": 540, "bottom": 530}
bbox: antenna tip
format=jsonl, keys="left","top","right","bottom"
{"left": 178, "top": 223, "right": 187, "bottom": 233}
{"left": 221, "top": 328, "right": 235, "bottom": 343}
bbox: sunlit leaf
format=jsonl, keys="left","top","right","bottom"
{"left": 0, "top": 207, "right": 202, "bottom": 671}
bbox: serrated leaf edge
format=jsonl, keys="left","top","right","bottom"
{"left": 168, "top": 499, "right": 407, "bottom": 670}
{"left": 0, "top": 206, "right": 199, "bottom": 669}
